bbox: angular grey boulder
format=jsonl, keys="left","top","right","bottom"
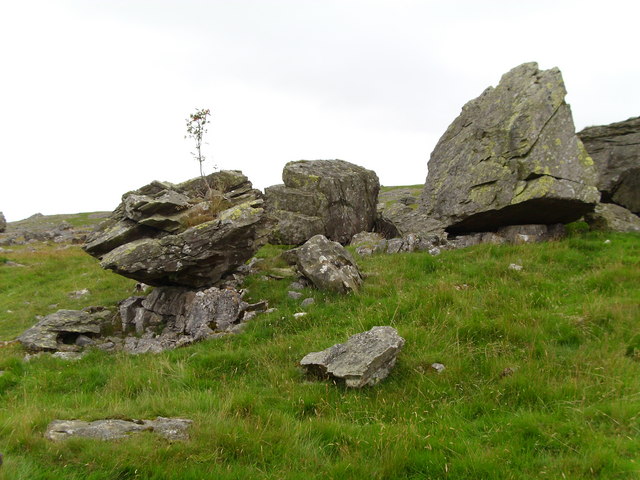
{"left": 578, "top": 116, "right": 640, "bottom": 213}
{"left": 300, "top": 326, "right": 405, "bottom": 388}
{"left": 283, "top": 234, "right": 363, "bottom": 293}
{"left": 584, "top": 203, "right": 640, "bottom": 233}
{"left": 266, "top": 160, "right": 379, "bottom": 245}
{"left": 84, "top": 171, "right": 272, "bottom": 288}
{"left": 18, "top": 308, "right": 113, "bottom": 352}
{"left": 45, "top": 417, "right": 192, "bottom": 441}
{"left": 421, "top": 62, "right": 600, "bottom": 233}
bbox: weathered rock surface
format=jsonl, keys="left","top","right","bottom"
{"left": 18, "top": 308, "right": 113, "bottom": 352}
{"left": 266, "top": 160, "right": 379, "bottom": 245}
{"left": 45, "top": 417, "right": 192, "bottom": 441}
{"left": 578, "top": 117, "right": 640, "bottom": 213}
{"left": 118, "top": 286, "right": 265, "bottom": 354}
{"left": 584, "top": 203, "right": 640, "bottom": 233}
{"left": 84, "top": 171, "right": 272, "bottom": 288}
{"left": 0, "top": 212, "right": 6, "bottom": 233}
{"left": 283, "top": 235, "right": 363, "bottom": 293}
{"left": 300, "top": 326, "right": 405, "bottom": 388}
{"left": 421, "top": 62, "right": 600, "bottom": 233}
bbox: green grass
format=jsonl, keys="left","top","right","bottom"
{"left": 1, "top": 231, "right": 639, "bottom": 479}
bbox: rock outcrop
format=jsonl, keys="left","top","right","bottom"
{"left": 283, "top": 234, "right": 363, "bottom": 293}
{"left": 578, "top": 117, "right": 640, "bottom": 214}
{"left": 0, "top": 212, "right": 5, "bottom": 233}
{"left": 84, "top": 171, "right": 272, "bottom": 288}
{"left": 265, "top": 160, "right": 379, "bottom": 245}
{"left": 300, "top": 326, "right": 405, "bottom": 388}
{"left": 584, "top": 203, "right": 640, "bottom": 233}
{"left": 46, "top": 417, "right": 192, "bottom": 441}
{"left": 420, "top": 62, "right": 600, "bottom": 233}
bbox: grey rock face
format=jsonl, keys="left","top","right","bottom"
{"left": 0, "top": 212, "right": 6, "bottom": 233}
{"left": 120, "top": 286, "right": 264, "bottom": 354}
{"left": 84, "top": 171, "right": 272, "bottom": 288}
{"left": 300, "top": 326, "right": 405, "bottom": 388}
{"left": 578, "top": 117, "right": 640, "bottom": 213}
{"left": 284, "top": 235, "right": 363, "bottom": 293}
{"left": 266, "top": 160, "right": 379, "bottom": 245}
{"left": 45, "top": 417, "right": 192, "bottom": 441}
{"left": 18, "top": 308, "right": 113, "bottom": 352}
{"left": 584, "top": 203, "right": 640, "bottom": 233}
{"left": 421, "top": 62, "right": 600, "bottom": 233}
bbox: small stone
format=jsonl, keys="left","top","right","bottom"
{"left": 293, "top": 312, "right": 308, "bottom": 319}
{"left": 301, "top": 298, "right": 315, "bottom": 307}
{"left": 289, "top": 280, "right": 308, "bottom": 291}
{"left": 288, "top": 291, "right": 303, "bottom": 300}
{"left": 508, "top": 263, "right": 523, "bottom": 271}
{"left": 604, "top": 239, "right": 611, "bottom": 244}
{"left": 52, "top": 352, "right": 85, "bottom": 361}
{"left": 500, "top": 367, "right": 516, "bottom": 378}
{"left": 430, "top": 363, "right": 445, "bottom": 373}
{"left": 68, "top": 289, "right": 90, "bottom": 299}
{"left": 75, "top": 335, "right": 94, "bottom": 347}
{"left": 428, "top": 247, "right": 441, "bottom": 256}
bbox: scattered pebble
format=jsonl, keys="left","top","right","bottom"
{"left": 430, "top": 363, "right": 446, "bottom": 373}
{"left": 508, "top": 263, "right": 523, "bottom": 271}
{"left": 500, "top": 367, "right": 516, "bottom": 378}
{"left": 288, "top": 291, "right": 303, "bottom": 300}
{"left": 428, "top": 247, "right": 441, "bottom": 256}
{"left": 68, "top": 289, "right": 90, "bottom": 299}
{"left": 301, "top": 298, "right": 315, "bottom": 307}
{"left": 293, "top": 312, "right": 308, "bottom": 319}
{"left": 604, "top": 239, "right": 611, "bottom": 244}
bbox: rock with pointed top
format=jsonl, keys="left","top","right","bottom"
{"left": 420, "top": 62, "right": 600, "bottom": 233}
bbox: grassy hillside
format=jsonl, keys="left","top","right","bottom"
{"left": 0, "top": 229, "right": 639, "bottom": 479}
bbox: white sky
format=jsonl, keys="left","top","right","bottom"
{"left": 1, "top": 0, "right": 638, "bottom": 221}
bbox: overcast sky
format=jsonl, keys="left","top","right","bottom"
{"left": 1, "top": 0, "right": 638, "bottom": 221}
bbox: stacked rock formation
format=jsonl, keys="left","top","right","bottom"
{"left": 578, "top": 117, "right": 640, "bottom": 214}
{"left": 84, "top": 170, "right": 271, "bottom": 288}
{"left": 0, "top": 212, "right": 6, "bottom": 233}
{"left": 265, "top": 160, "right": 379, "bottom": 245}
{"left": 420, "top": 62, "right": 600, "bottom": 234}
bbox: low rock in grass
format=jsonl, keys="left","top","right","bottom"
{"left": 300, "top": 326, "right": 405, "bottom": 388}
{"left": 45, "top": 417, "right": 192, "bottom": 442}
{"left": 283, "top": 234, "right": 363, "bottom": 293}
{"left": 18, "top": 308, "right": 114, "bottom": 352}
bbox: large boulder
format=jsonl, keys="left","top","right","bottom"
{"left": 0, "top": 212, "right": 6, "bottom": 233}
{"left": 300, "top": 326, "right": 405, "bottom": 388}
{"left": 265, "top": 160, "right": 379, "bottom": 245}
{"left": 584, "top": 203, "right": 640, "bottom": 233}
{"left": 283, "top": 234, "right": 363, "bottom": 293}
{"left": 84, "top": 171, "right": 272, "bottom": 288}
{"left": 578, "top": 117, "right": 640, "bottom": 214}
{"left": 420, "top": 62, "right": 600, "bottom": 233}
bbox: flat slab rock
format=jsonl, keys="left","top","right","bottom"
{"left": 300, "top": 326, "right": 405, "bottom": 388}
{"left": 45, "top": 417, "right": 192, "bottom": 441}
